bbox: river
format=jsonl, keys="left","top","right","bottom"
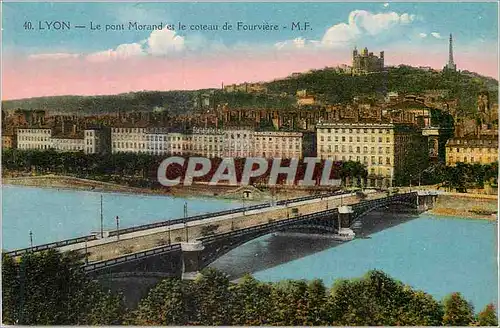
{"left": 1, "top": 185, "right": 498, "bottom": 310}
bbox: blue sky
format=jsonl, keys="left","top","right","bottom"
{"left": 2, "top": 2, "right": 498, "bottom": 99}
{"left": 3, "top": 2, "right": 498, "bottom": 55}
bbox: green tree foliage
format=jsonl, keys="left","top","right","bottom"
{"left": 3, "top": 67, "right": 497, "bottom": 117}
{"left": 270, "top": 279, "right": 310, "bottom": 325}
{"left": 131, "top": 269, "right": 487, "bottom": 326}
{"left": 266, "top": 66, "right": 497, "bottom": 117}
{"left": 228, "top": 274, "right": 274, "bottom": 325}
{"left": 3, "top": 149, "right": 357, "bottom": 187}
{"left": 191, "top": 268, "right": 233, "bottom": 325}
{"left": 327, "top": 270, "right": 443, "bottom": 326}
{"left": 305, "top": 279, "right": 330, "bottom": 325}
{"left": 442, "top": 292, "right": 475, "bottom": 326}
{"left": 476, "top": 303, "right": 498, "bottom": 326}
{"left": 1, "top": 250, "right": 125, "bottom": 325}
{"left": 1, "top": 91, "right": 197, "bottom": 115}
{"left": 129, "top": 278, "right": 193, "bottom": 325}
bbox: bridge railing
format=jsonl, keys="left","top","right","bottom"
{"left": 107, "top": 190, "right": 349, "bottom": 238}
{"left": 4, "top": 190, "right": 350, "bottom": 257}
{"left": 83, "top": 243, "right": 182, "bottom": 273}
{"left": 3, "top": 235, "right": 97, "bottom": 257}
{"left": 199, "top": 208, "right": 340, "bottom": 244}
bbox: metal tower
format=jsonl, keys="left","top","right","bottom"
{"left": 446, "top": 33, "right": 457, "bottom": 71}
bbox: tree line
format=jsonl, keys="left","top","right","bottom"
{"left": 2, "top": 250, "right": 497, "bottom": 326}
{"left": 420, "top": 162, "right": 498, "bottom": 191}
{"left": 2, "top": 149, "right": 368, "bottom": 188}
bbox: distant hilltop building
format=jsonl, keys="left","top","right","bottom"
{"left": 223, "top": 82, "right": 267, "bottom": 94}
{"left": 443, "top": 34, "right": 457, "bottom": 71}
{"left": 352, "top": 47, "right": 385, "bottom": 75}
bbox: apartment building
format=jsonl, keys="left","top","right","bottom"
{"left": 144, "top": 128, "right": 170, "bottom": 155}
{"left": 111, "top": 127, "right": 148, "bottom": 153}
{"left": 17, "top": 128, "right": 53, "bottom": 150}
{"left": 316, "top": 121, "right": 427, "bottom": 188}
{"left": 445, "top": 137, "right": 498, "bottom": 166}
{"left": 191, "top": 127, "right": 224, "bottom": 158}
{"left": 168, "top": 132, "right": 190, "bottom": 156}
{"left": 84, "top": 128, "right": 111, "bottom": 154}
{"left": 223, "top": 128, "right": 255, "bottom": 158}
{"left": 254, "top": 131, "right": 303, "bottom": 158}
{"left": 52, "top": 136, "right": 85, "bottom": 152}
{"left": 17, "top": 127, "right": 110, "bottom": 153}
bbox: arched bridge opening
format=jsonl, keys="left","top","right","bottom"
{"left": 198, "top": 214, "right": 339, "bottom": 269}
{"left": 350, "top": 201, "right": 418, "bottom": 227}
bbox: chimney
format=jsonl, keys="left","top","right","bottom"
{"left": 72, "top": 124, "right": 77, "bottom": 135}
{"left": 61, "top": 120, "right": 65, "bottom": 134}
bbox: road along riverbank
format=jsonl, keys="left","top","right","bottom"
{"left": 428, "top": 193, "right": 497, "bottom": 220}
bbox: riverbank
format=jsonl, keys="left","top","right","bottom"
{"left": 1, "top": 174, "right": 311, "bottom": 200}
{"left": 428, "top": 194, "right": 498, "bottom": 221}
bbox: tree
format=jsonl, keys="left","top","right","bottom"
{"left": 475, "top": 303, "right": 498, "bottom": 326}
{"left": 442, "top": 292, "right": 474, "bottom": 326}
{"left": 191, "top": 268, "right": 233, "bottom": 325}
{"left": 1, "top": 250, "right": 125, "bottom": 325}
{"left": 305, "top": 279, "right": 330, "bottom": 325}
{"left": 397, "top": 289, "right": 443, "bottom": 326}
{"left": 228, "top": 274, "right": 273, "bottom": 325}
{"left": 327, "top": 270, "right": 444, "bottom": 326}
{"left": 269, "top": 279, "right": 309, "bottom": 325}
{"left": 130, "top": 278, "right": 192, "bottom": 325}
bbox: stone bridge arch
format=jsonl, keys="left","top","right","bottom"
{"left": 350, "top": 201, "right": 418, "bottom": 227}
{"left": 199, "top": 217, "right": 338, "bottom": 269}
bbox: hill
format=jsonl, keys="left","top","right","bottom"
{"left": 2, "top": 66, "right": 498, "bottom": 118}
{"left": 265, "top": 65, "right": 498, "bottom": 112}
{"left": 1, "top": 90, "right": 201, "bottom": 116}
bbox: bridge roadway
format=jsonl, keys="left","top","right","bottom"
{"left": 10, "top": 190, "right": 388, "bottom": 262}
{"left": 66, "top": 191, "right": 380, "bottom": 262}
{"left": 5, "top": 191, "right": 352, "bottom": 257}
{"left": 82, "top": 191, "right": 435, "bottom": 278}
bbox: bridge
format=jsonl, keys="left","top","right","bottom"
{"left": 5, "top": 190, "right": 354, "bottom": 258}
{"left": 5, "top": 189, "right": 437, "bottom": 306}
{"left": 80, "top": 191, "right": 437, "bottom": 281}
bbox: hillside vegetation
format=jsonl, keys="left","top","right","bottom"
{"left": 266, "top": 66, "right": 498, "bottom": 111}
{"left": 2, "top": 66, "right": 497, "bottom": 118}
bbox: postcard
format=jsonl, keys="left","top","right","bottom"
{"left": 1, "top": 1, "right": 498, "bottom": 326}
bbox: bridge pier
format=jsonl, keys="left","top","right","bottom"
{"left": 417, "top": 191, "right": 437, "bottom": 212}
{"left": 181, "top": 241, "right": 205, "bottom": 280}
{"left": 338, "top": 206, "right": 353, "bottom": 228}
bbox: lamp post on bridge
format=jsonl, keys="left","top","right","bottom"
{"left": 116, "top": 216, "right": 120, "bottom": 241}
{"left": 100, "top": 194, "right": 104, "bottom": 239}
{"left": 184, "top": 202, "right": 189, "bottom": 242}
{"left": 168, "top": 224, "right": 172, "bottom": 245}
{"left": 242, "top": 194, "right": 246, "bottom": 215}
{"left": 29, "top": 230, "right": 33, "bottom": 250}
{"left": 84, "top": 237, "right": 88, "bottom": 265}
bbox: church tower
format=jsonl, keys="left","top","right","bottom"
{"left": 445, "top": 33, "right": 457, "bottom": 71}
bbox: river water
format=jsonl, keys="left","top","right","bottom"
{"left": 1, "top": 185, "right": 498, "bottom": 310}
{"left": 1, "top": 185, "right": 244, "bottom": 250}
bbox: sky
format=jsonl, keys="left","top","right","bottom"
{"left": 2, "top": 2, "right": 498, "bottom": 100}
